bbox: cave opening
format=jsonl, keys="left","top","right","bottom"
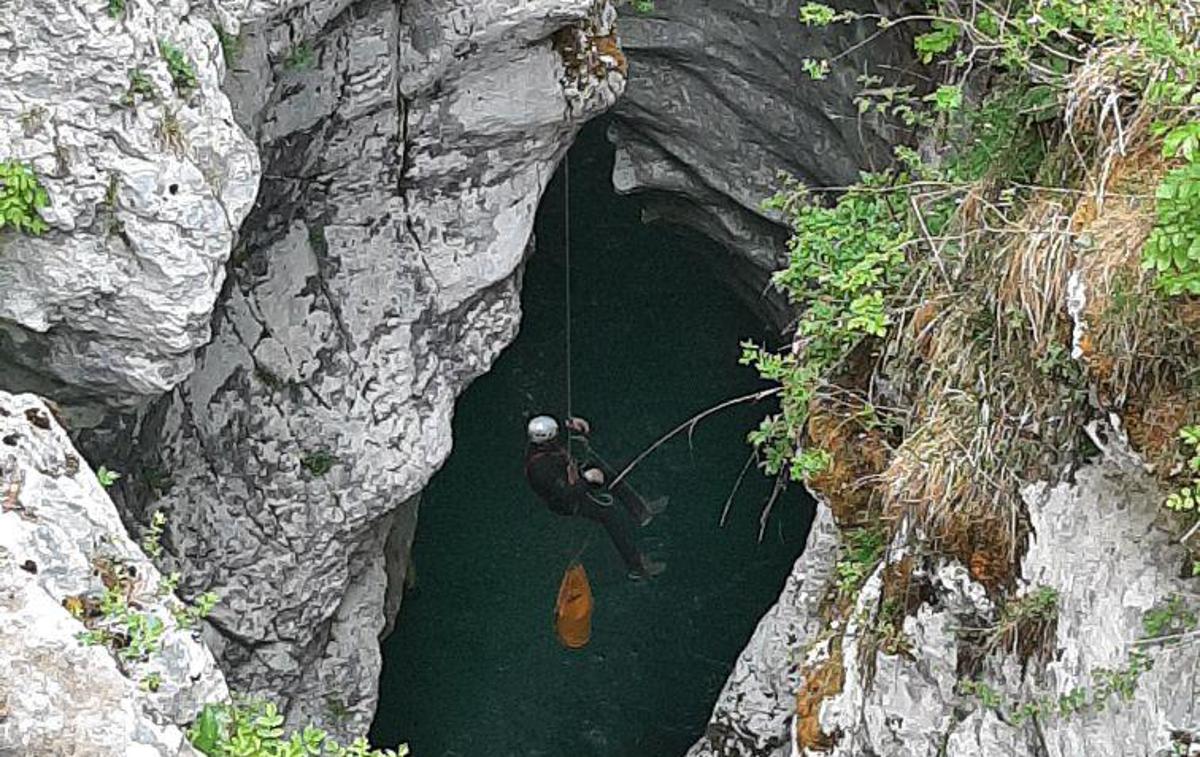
{"left": 369, "top": 120, "right": 816, "bottom": 756}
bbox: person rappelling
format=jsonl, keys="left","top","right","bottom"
{"left": 524, "top": 414, "right": 667, "bottom": 580}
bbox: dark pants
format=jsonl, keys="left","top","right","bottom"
{"left": 567, "top": 438, "right": 653, "bottom": 572}
{"left": 575, "top": 492, "right": 643, "bottom": 572}
{"left": 589, "top": 457, "right": 652, "bottom": 524}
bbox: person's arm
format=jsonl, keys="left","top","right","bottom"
{"left": 564, "top": 416, "right": 591, "bottom": 435}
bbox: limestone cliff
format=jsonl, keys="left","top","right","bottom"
{"left": 0, "top": 391, "right": 227, "bottom": 756}
{"left": 0, "top": 0, "right": 259, "bottom": 415}
{"left": 682, "top": 35, "right": 1200, "bottom": 757}
{"left": 690, "top": 463, "right": 1200, "bottom": 757}
{"left": 112, "top": 0, "right": 625, "bottom": 738}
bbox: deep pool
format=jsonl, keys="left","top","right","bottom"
{"left": 370, "top": 122, "right": 815, "bottom": 757}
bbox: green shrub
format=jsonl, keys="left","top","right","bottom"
{"left": 0, "top": 161, "right": 49, "bottom": 235}
{"left": 746, "top": 0, "right": 1200, "bottom": 482}
{"left": 188, "top": 700, "right": 407, "bottom": 757}
{"left": 742, "top": 174, "right": 911, "bottom": 480}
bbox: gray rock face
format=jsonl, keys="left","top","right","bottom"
{"left": 109, "top": 0, "right": 625, "bottom": 738}
{"left": 609, "top": 0, "right": 914, "bottom": 327}
{"left": 0, "top": 391, "right": 226, "bottom": 757}
{"left": 0, "top": 0, "right": 259, "bottom": 413}
{"left": 686, "top": 506, "right": 840, "bottom": 757}
{"left": 690, "top": 456, "right": 1200, "bottom": 757}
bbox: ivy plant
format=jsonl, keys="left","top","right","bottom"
{"left": 1143, "top": 123, "right": 1200, "bottom": 295}
{"left": 0, "top": 161, "right": 50, "bottom": 235}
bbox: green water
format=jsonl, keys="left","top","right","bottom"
{"left": 370, "top": 123, "right": 815, "bottom": 757}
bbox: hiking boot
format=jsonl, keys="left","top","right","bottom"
{"left": 638, "top": 496, "right": 669, "bottom": 527}
{"left": 628, "top": 559, "right": 666, "bottom": 581}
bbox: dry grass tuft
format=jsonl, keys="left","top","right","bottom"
{"left": 1071, "top": 144, "right": 1200, "bottom": 478}
{"left": 879, "top": 398, "right": 1026, "bottom": 591}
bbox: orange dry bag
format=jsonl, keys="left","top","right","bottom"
{"left": 554, "top": 562, "right": 594, "bottom": 649}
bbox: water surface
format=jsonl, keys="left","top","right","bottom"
{"left": 371, "top": 123, "right": 815, "bottom": 757}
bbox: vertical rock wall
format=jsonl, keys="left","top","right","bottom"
{"left": 110, "top": 0, "right": 625, "bottom": 738}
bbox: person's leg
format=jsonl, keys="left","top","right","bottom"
{"left": 576, "top": 496, "right": 644, "bottom": 573}
{"left": 587, "top": 458, "right": 653, "bottom": 523}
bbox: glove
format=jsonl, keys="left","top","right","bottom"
{"left": 565, "top": 417, "right": 591, "bottom": 435}
{"left": 583, "top": 468, "right": 605, "bottom": 485}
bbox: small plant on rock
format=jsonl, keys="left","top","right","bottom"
{"left": 69, "top": 514, "right": 219, "bottom": 674}
{"left": 961, "top": 649, "right": 1153, "bottom": 723}
{"left": 173, "top": 590, "right": 219, "bottom": 630}
{"left": 123, "top": 69, "right": 157, "bottom": 107}
{"left": 142, "top": 510, "right": 167, "bottom": 558}
{"left": 96, "top": 465, "right": 122, "bottom": 488}
{"left": 188, "top": 699, "right": 407, "bottom": 757}
{"left": 301, "top": 450, "right": 336, "bottom": 477}
{"left": 215, "top": 25, "right": 241, "bottom": 67}
{"left": 0, "top": 161, "right": 50, "bottom": 235}
{"left": 74, "top": 557, "right": 166, "bottom": 664}
{"left": 285, "top": 42, "right": 315, "bottom": 71}
{"left": 834, "top": 527, "right": 886, "bottom": 597}
{"left": 987, "top": 584, "right": 1059, "bottom": 659}
{"left": 1167, "top": 425, "right": 1200, "bottom": 514}
{"left": 159, "top": 40, "right": 198, "bottom": 96}
{"left": 1141, "top": 595, "right": 1198, "bottom": 641}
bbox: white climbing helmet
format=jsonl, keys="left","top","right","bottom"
{"left": 527, "top": 415, "right": 559, "bottom": 443}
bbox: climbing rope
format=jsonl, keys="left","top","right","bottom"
{"left": 564, "top": 153, "right": 573, "bottom": 458}
{"left": 562, "top": 152, "right": 590, "bottom": 571}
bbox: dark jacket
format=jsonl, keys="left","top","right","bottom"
{"left": 524, "top": 439, "right": 592, "bottom": 515}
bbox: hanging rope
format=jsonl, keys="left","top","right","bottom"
{"left": 564, "top": 153, "right": 574, "bottom": 458}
